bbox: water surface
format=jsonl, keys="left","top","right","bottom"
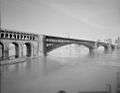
{"left": 1, "top": 49, "right": 120, "bottom": 93}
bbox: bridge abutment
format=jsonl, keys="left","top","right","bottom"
{"left": 0, "top": 30, "right": 40, "bottom": 65}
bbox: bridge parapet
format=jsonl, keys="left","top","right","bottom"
{"left": 0, "top": 29, "right": 38, "bottom": 41}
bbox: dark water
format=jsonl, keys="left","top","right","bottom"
{"left": 1, "top": 49, "right": 120, "bottom": 93}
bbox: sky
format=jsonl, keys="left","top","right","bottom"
{"left": 1, "top": 0, "right": 120, "bottom": 41}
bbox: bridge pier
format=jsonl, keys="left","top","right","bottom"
{"left": 42, "top": 35, "right": 48, "bottom": 56}
{"left": 37, "top": 35, "right": 44, "bottom": 56}
{"left": 3, "top": 42, "right": 9, "bottom": 60}
{"left": 4, "top": 47, "right": 9, "bottom": 60}
{"left": 107, "top": 44, "right": 112, "bottom": 51}
{"left": 103, "top": 44, "right": 113, "bottom": 54}
{"left": 89, "top": 48, "right": 96, "bottom": 56}
{"left": 19, "top": 43, "right": 24, "bottom": 57}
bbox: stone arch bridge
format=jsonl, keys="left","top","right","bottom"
{"left": 0, "top": 29, "right": 115, "bottom": 65}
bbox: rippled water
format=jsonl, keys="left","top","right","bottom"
{"left": 1, "top": 49, "right": 120, "bottom": 93}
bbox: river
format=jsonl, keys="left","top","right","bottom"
{"left": 1, "top": 46, "right": 120, "bottom": 93}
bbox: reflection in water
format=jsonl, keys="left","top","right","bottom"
{"left": 42, "top": 57, "right": 48, "bottom": 76}
{"left": 0, "top": 44, "right": 3, "bottom": 58}
{"left": 1, "top": 49, "right": 120, "bottom": 93}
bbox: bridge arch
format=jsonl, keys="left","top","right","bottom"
{"left": 45, "top": 42, "right": 94, "bottom": 56}
{"left": 97, "top": 44, "right": 109, "bottom": 51}
{"left": 0, "top": 42, "right": 4, "bottom": 60}
{"left": 24, "top": 42, "right": 32, "bottom": 57}
{"left": 49, "top": 44, "right": 91, "bottom": 57}
{"left": 0, "top": 32, "right": 5, "bottom": 38}
{"left": 8, "top": 42, "right": 20, "bottom": 59}
{"left": 97, "top": 45, "right": 105, "bottom": 50}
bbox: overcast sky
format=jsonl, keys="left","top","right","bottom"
{"left": 1, "top": 0, "right": 120, "bottom": 40}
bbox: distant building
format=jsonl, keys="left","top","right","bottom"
{"left": 115, "top": 37, "right": 120, "bottom": 49}
{"left": 104, "top": 39, "right": 112, "bottom": 44}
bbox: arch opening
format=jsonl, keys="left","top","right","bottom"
{"left": 47, "top": 43, "right": 90, "bottom": 57}
{"left": 97, "top": 46, "right": 105, "bottom": 53}
{"left": 23, "top": 43, "right": 31, "bottom": 57}
{"left": 0, "top": 42, "right": 4, "bottom": 60}
{"left": 9, "top": 42, "right": 19, "bottom": 59}
{"left": 77, "top": 45, "right": 90, "bottom": 56}
{"left": 1, "top": 33, "right": 4, "bottom": 38}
